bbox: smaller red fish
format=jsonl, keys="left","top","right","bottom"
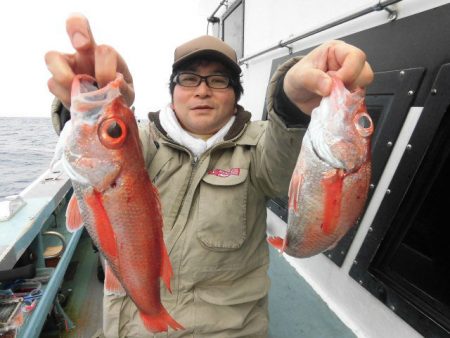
{"left": 270, "top": 78, "right": 373, "bottom": 257}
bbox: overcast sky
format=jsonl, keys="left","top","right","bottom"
{"left": 0, "top": 0, "right": 220, "bottom": 119}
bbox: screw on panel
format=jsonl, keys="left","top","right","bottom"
{"left": 386, "top": 189, "right": 391, "bottom": 195}
{"left": 369, "top": 227, "right": 374, "bottom": 232}
{"left": 390, "top": 305, "right": 396, "bottom": 311}
{"left": 399, "top": 70, "right": 405, "bottom": 77}
{"left": 408, "top": 90, "right": 414, "bottom": 96}
{"left": 406, "top": 144, "right": 412, "bottom": 151}
{"left": 353, "top": 260, "right": 358, "bottom": 265}
{"left": 431, "top": 88, "right": 438, "bottom": 95}
{"left": 387, "top": 141, "right": 393, "bottom": 147}
{"left": 369, "top": 184, "right": 375, "bottom": 190}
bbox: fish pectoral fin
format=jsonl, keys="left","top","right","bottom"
{"left": 267, "top": 236, "right": 286, "bottom": 253}
{"left": 66, "top": 195, "right": 84, "bottom": 232}
{"left": 160, "top": 243, "right": 174, "bottom": 293}
{"left": 104, "top": 261, "right": 126, "bottom": 296}
{"left": 84, "top": 190, "right": 119, "bottom": 261}
{"left": 321, "top": 169, "right": 344, "bottom": 235}
{"left": 288, "top": 171, "right": 303, "bottom": 214}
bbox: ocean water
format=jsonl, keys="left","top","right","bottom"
{"left": 0, "top": 117, "right": 58, "bottom": 199}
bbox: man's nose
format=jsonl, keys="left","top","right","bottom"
{"left": 194, "top": 79, "right": 212, "bottom": 96}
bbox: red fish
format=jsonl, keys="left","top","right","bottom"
{"left": 269, "top": 78, "right": 373, "bottom": 257}
{"left": 62, "top": 74, "right": 183, "bottom": 332}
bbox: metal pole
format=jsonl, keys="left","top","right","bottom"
{"left": 239, "top": 0, "right": 402, "bottom": 64}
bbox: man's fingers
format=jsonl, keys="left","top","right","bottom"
{"left": 66, "top": 14, "right": 96, "bottom": 76}
{"left": 294, "top": 68, "right": 332, "bottom": 98}
{"left": 66, "top": 14, "right": 96, "bottom": 53}
{"left": 45, "top": 51, "right": 75, "bottom": 89}
{"left": 95, "top": 45, "right": 118, "bottom": 87}
{"left": 95, "top": 45, "right": 135, "bottom": 105}
{"left": 47, "top": 78, "right": 71, "bottom": 108}
{"left": 329, "top": 43, "right": 373, "bottom": 89}
{"left": 119, "top": 81, "right": 135, "bottom": 108}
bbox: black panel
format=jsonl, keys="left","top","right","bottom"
{"left": 350, "top": 64, "right": 450, "bottom": 338}
{"left": 265, "top": 4, "right": 450, "bottom": 265}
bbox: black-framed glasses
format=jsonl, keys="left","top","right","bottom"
{"left": 173, "top": 72, "right": 232, "bottom": 89}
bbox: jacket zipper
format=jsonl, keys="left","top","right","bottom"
{"left": 156, "top": 123, "right": 248, "bottom": 223}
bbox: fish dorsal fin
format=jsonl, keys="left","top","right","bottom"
{"left": 66, "top": 195, "right": 84, "bottom": 232}
{"left": 83, "top": 190, "right": 119, "bottom": 262}
{"left": 160, "top": 243, "right": 173, "bottom": 293}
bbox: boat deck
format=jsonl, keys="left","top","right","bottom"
{"left": 40, "top": 232, "right": 355, "bottom": 338}
{"left": 268, "top": 248, "right": 355, "bottom": 337}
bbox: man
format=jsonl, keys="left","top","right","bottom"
{"left": 46, "top": 14, "right": 373, "bottom": 338}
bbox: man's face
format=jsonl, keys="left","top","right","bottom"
{"left": 172, "top": 61, "right": 237, "bottom": 135}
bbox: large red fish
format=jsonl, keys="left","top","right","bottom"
{"left": 269, "top": 77, "right": 373, "bottom": 257}
{"left": 61, "top": 74, "right": 183, "bottom": 332}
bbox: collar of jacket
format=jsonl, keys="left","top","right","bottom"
{"left": 148, "top": 105, "right": 252, "bottom": 142}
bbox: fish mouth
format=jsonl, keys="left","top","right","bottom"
{"left": 71, "top": 74, "right": 122, "bottom": 121}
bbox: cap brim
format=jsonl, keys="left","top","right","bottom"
{"left": 172, "top": 49, "right": 241, "bottom": 75}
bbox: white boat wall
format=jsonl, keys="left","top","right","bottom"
{"left": 210, "top": 0, "right": 450, "bottom": 337}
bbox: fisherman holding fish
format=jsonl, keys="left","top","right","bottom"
{"left": 46, "top": 14, "right": 373, "bottom": 338}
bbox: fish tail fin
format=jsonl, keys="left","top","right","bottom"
{"left": 140, "top": 309, "right": 184, "bottom": 332}
{"left": 160, "top": 243, "right": 173, "bottom": 293}
{"left": 66, "top": 195, "right": 83, "bottom": 232}
{"left": 267, "top": 236, "right": 286, "bottom": 253}
{"left": 104, "top": 261, "right": 126, "bottom": 296}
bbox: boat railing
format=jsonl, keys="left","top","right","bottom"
{"left": 0, "top": 165, "right": 80, "bottom": 338}
{"left": 238, "top": 0, "right": 402, "bottom": 65}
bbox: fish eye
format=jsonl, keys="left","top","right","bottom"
{"left": 107, "top": 121, "right": 123, "bottom": 138}
{"left": 98, "top": 118, "right": 127, "bottom": 149}
{"left": 358, "top": 115, "right": 372, "bottom": 129}
{"left": 354, "top": 112, "right": 374, "bottom": 137}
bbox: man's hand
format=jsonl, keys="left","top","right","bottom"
{"left": 283, "top": 40, "right": 374, "bottom": 114}
{"left": 45, "top": 14, "right": 135, "bottom": 109}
